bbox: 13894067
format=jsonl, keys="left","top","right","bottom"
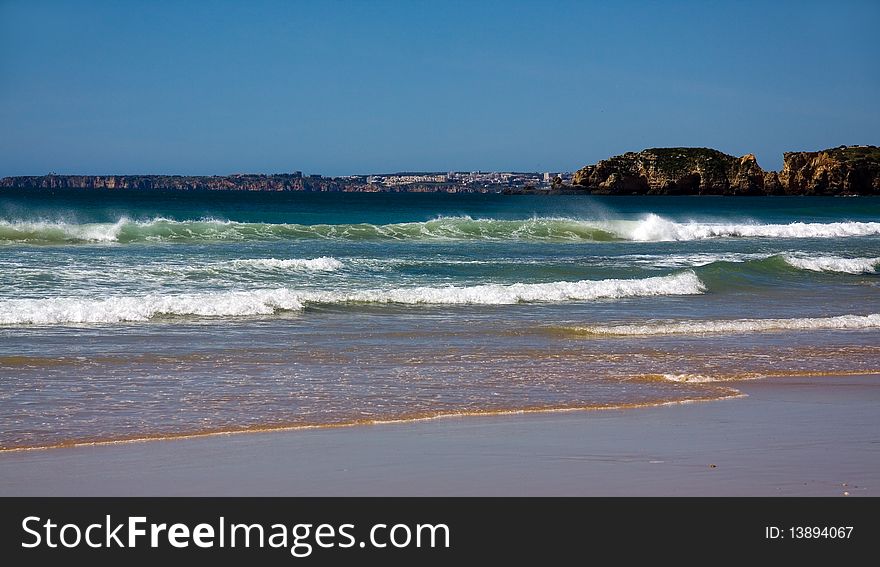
{"left": 765, "top": 526, "right": 854, "bottom": 539}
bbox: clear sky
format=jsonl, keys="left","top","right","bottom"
{"left": 1, "top": 0, "right": 878, "bottom": 176}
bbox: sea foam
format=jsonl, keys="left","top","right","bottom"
{"left": 571, "top": 313, "right": 880, "bottom": 336}
{"left": 0, "top": 289, "right": 307, "bottom": 325}
{"left": 0, "top": 218, "right": 128, "bottom": 243}
{"left": 303, "top": 270, "right": 704, "bottom": 305}
{"left": 782, "top": 255, "right": 879, "bottom": 274}
{"left": 0, "top": 272, "right": 704, "bottom": 325}
{"left": 604, "top": 213, "right": 880, "bottom": 242}
{"left": 3, "top": 214, "right": 880, "bottom": 243}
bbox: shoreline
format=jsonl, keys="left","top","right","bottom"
{"left": 0, "top": 390, "right": 742, "bottom": 454}
{"left": 1, "top": 374, "right": 877, "bottom": 496}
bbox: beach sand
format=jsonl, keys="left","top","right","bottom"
{"left": 1, "top": 374, "right": 877, "bottom": 496}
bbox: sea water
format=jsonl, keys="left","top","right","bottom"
{"left": 1, "top": 191, "right": 878, "bottom": 449}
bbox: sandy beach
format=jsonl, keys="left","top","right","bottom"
{"left": 1, "top": 374, "right": 877, "bottom": 496}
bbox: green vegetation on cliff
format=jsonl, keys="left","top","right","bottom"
{"left": 819, "top": 145, "right": 880, "bottom": 163}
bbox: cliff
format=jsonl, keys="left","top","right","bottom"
{"left": 572, "top": 146, "right": 879, "bottom": 195}
{"left": 778, "top": 146, "right": 880, "bottom": 195}
{"left": 0, "top": 173, "right": 346, "bottom": 192}
{"left": 0, "top": 173, "right": 498, "bottom": 193}
{"left": 571, "top": 148, "right": 767, "bottom": 195}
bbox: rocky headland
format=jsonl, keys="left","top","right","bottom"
{"left": 570, "top": 145, "right": 880, "bottom": 196}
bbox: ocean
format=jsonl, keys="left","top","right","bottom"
{"left": 1, "top": 190, "right": 878, "bottom": 450}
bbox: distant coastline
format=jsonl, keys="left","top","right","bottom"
{"left": 2, "top": 145, "right": 878, "bottom": 195}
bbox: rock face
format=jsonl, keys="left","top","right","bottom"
{"left": 572, "top": 148, "right": 767, "bottom": 195}
{"left": 0, "top": 173, "right": 325, "bottom": 192}
{"left": 0, "top": 173, "right": 496, "bottom": 193}
{"left": 778, "top": 146, "right": 880, "bottom": 195}
{"left": 573, "top": 146, "right": 879, "bottom": 195}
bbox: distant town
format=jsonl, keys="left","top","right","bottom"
{"left": 362, "top": 171, "right": 573, "bottom": 192}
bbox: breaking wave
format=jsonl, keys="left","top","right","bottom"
{"left": 2, "top": 214, "right": 879, "bottom": 243}
{"left": 0, "top": 216, "right": 616, "bottom": 243}
{"left": 781, "top": 255, "right": 879, "bottom": 274}
{"left": 0, "top": 218, "right": 128, "bottom": 243}
{"left": 602, "top": 213, "right": 880, "bottom": 241}
{"left": 0, "top": 272, "right": 704, "bottom": 325}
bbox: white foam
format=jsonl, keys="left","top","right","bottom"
{"left": 0, "top": 289, "right": 307, "bottom": 325}
{"left": 659, "top": 374, "right": 719, "bottom": 383}
{"left": 575, "top": 314, "right": 880, "bottom": 336}
{"left": 0, "top": 272, "right": 704, "bottom": 325}
{"left": 783, "top": 255, "right": 879, "bottom": 274}
{"left": 0, "top": 218, "right": 128, "bottom": 242}
{"left": 306, "top": 271, "right": 703, "bottom": 306}
{"left": 4, "top": 214, "right": 880, "bottom": 243}
{"left": 228, "top": 257, "right": 344, "bottom": 271}
{"left": 605, "top": 213, "right": 880, "bottom": 241}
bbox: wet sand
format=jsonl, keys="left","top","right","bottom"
{"left": 1, "top": 374, "right": 877, "bottom": 496}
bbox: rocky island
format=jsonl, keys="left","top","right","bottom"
{"left": 1, "top": 145, "right": 878, "bottom": 195}
{"left": 569, "top": 145, "right": 880, "bottom": 196}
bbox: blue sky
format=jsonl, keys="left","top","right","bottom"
{"left": 1, "top": 0, "right": 878, "bottom": 175}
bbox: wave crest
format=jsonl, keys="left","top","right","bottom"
{"left": 0, "top": 289, "right": 307, "bottom": 325}
{"left": 603, "top": 213, "right": 880, "bottom": 241}
{"left": 0, "top": 272, "right": 703, "bottom": 325}
{"left": 0, "top": 218, "right": 128, "bottom": 243}
{"left": 782, "top": 255, "right": 879, "bottom": 274}
{"left": 3, "top": 214, "right": 879, "bottom": 244}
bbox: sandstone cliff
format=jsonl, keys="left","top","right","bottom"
{"left": 778, "top": 146, "right": 880, "bottom": 195}
{"left": 572, "top": 148, "right": 768, "bottom": 195}
{"left": 572, "top": 146, "right": 879, "bottom": 195}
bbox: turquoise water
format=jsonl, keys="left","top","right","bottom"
{"left": 1, "top": 191, "right": 879, "bottom": 449}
